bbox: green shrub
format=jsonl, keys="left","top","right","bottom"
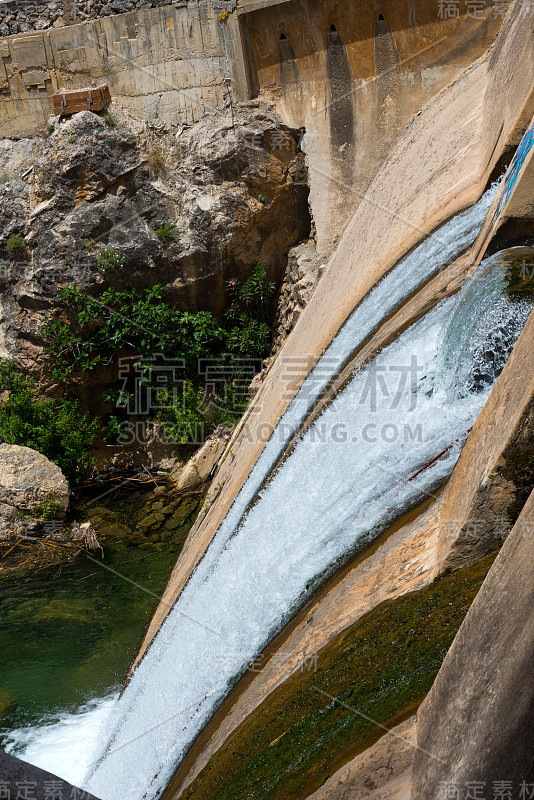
{"left": 6, "top": 235, "right": 27, "bottom": 253}
{"left": 43, "top": 284, "right": 226, "bottom": 382}
{"left": 224, "top": 262, "right": 275, "bottom": 357}
{"left": 96, "top": 245, "right": 125, "bottom": 272}
{"left": 43, "top": 264, "right": 276, "bottom": 445}
{"left": 155, "top": 221, "right": 177, "bottom": 244}
{"left": 157, "top": 380, "right": 210, "bottom": 444}
{"left": 0, "top": 360, "right": 99, "bottom": 485}
{"left": 0, "top": 173, "right": 9, "bottom": 185}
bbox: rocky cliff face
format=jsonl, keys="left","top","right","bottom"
{"left": 0, "top": 102, "right": 310, "bottom": 396}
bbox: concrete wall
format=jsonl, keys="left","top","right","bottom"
{"left": 0, "top": 2, "right": 233, "bottom": 138}
{"left": 412, "top": 487, "right": 534, "bottom": 798}
{"left": 237, "top": 0, "right": 502, "bottom": 248}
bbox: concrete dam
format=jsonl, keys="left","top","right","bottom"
{"left": 1, "top": 1, "right": 534, "bottom": 800}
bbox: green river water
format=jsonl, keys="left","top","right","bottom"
{"left": 0, "top": 485, "right": 196, "bottom": 740}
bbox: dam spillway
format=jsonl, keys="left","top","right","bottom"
{"left": 81, "top": 210, "right": 533, "bottom": 800}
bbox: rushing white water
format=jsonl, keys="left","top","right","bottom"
{"left": 200, "top": 185, "right": 497, "bottom": 541}
{"left": 3, "top": 694, "right": 118, "bottom": 787}
{"left": 78, "top": 247, "right": 531, "bottom": 800}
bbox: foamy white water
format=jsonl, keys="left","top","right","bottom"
{"left": 3, "top": 694, "right": 118, "bottom": 787}
{"left": 204, "top": 184, "right": 497, "bottom": 542}
{"left": 82, "top": 248, "right": 531, "bottom": 800}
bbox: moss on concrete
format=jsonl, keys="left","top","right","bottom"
{"left": 180, "top": 554, "right": 496, "bottom": 800}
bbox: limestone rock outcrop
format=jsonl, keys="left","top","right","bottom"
{"left": 272, "top": 239, "right": 326, "bottom": 352}
{"left": 170, "top": 425, "right": 231, "bottom": 492}
{"left": 0, "top": 103, "right": 310, "bottom": 388}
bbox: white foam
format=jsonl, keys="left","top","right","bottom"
{"left": 3, "top": 694, "right": 118, "bottom": 788}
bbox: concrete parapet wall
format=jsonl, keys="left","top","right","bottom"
{"left": 0, "top": 0, "right": 503, "bottom": 249}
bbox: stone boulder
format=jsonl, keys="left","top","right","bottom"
{"left": 0, "top": 444, "right": 69, "bottom": 537}
{"left": 0, "top": 104, "right": 310, "bottom": 430}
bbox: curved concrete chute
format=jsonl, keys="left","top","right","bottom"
{"left": 133, "top": 7, "right": 534, "bottom": 672}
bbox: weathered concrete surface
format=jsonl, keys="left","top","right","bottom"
{"left": 164, "top": 499, "right": 441, "bottom": 797}
{"left": 304, "top": 716, "right": 416, "bottom": 800}
{"left": 412, "top": 487, "right": 534, "bottom": 798}
{"left": 240, "top": 0, "right": 502, "bottom": 249}
{"left": 437, "top": 309, "right": 534, "bottom": 573}
{"left": 136, "top": 4, "right": 534, "bottom": 666}
{"left": 0, "top": 750, "right": 102, "bottom": 800}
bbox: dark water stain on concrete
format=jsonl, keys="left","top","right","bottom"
{"left": 326, "top": 24, "right": 354, "bottom": 169}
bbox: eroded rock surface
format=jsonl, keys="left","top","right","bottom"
{"left": 272, "top": 239, "right": 327, "bottom": 352}
{"left": 0, "top": 103, "right": 310, "bottom": 386}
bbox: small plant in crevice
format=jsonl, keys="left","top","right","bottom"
{"left": 34, "top": 122, "right": 55, "bottom": 139}
{"left": 96, "top": 244, "right": 125, "bottom": 273}
{"left": 101, "top": 112, "right": 117, "bottom": 129}
{"left": 0, "top": 172, "right": 9, "bottom": 185}
{"left": 144, "top": 143, "right": 166, "bottom": 175}
{"left": 155, "top": 220, "right": 177, "bottom": 245}
{"left": 6, "top": 234, "right": 27, "bottom": 253}
{"left": 31, "top": 493, "right": 65, "bottom": 521}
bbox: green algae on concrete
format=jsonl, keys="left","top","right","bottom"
{"left": 180, "top": 554, "right": 496, "bottom": 800}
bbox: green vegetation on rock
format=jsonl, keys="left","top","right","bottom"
{"left": 155, "top": 220, "right": 178, "bottom": 244}
{"left": 6, "top": 234, "right": 26, "bottom": 253}
{"left": 43, "top": 263, "right": 276, "bottom": 444}
{"left": 0, "top": 360, "right": 99, "bottom": 485}
{"left": 181, "top": 554, "right": 496, "bottom": 800}
{"left": 96, "top": 244, "right": 125, "bottom": 273}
